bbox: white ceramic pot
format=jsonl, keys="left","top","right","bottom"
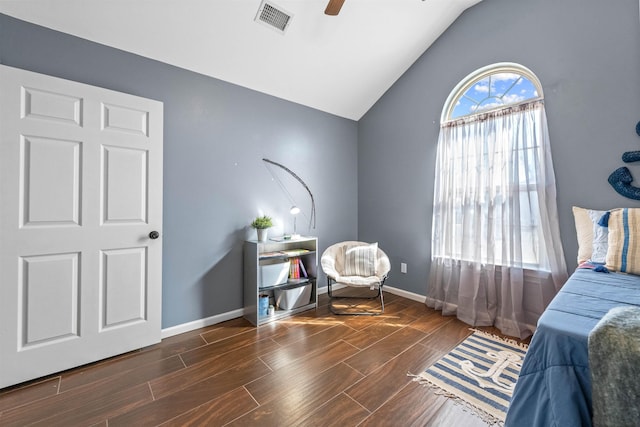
{"left": 257, "top": 228, "right": 268, "bottom": 242}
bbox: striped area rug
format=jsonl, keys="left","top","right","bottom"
{"left": 410, "top": 330, "right": 528, "bottom": 425}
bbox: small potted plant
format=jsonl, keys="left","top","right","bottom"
{"left": 251, "top": 215, "right": 273, "bottom": 242}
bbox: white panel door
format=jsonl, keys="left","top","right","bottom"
{"left": 0, "top": 65, "right": 163, "bottom": 388}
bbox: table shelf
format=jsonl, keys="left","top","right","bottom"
{"left": 244, "top": 236, "right": 318, "bottom": 326}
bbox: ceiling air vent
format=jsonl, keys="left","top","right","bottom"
{"left": 255, "top": 0, "right": 293, "bottom": 34}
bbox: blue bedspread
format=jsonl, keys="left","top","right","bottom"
{"left": 505, "top": 268, "right": 640, "bottom": 427}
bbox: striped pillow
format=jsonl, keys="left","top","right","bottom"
{"left": 606, "top": 208, "right": 640, "bottom": 275}
{"left": 344, "top": 242, "right": 378, "bottom": 276}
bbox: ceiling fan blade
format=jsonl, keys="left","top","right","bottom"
{"left": 324, "top": 0, "right": 346, "bottom": 15}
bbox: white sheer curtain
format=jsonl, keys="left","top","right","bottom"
{"left": 426, "top": 100, "right": 568, "bottom": 339}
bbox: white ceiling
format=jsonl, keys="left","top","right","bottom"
{"left": 0, "top": 0, "right": 482, "bottom": 120}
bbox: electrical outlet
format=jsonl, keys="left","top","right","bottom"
{"left": 400, "top": 263, "right": 407, "bottom": 274}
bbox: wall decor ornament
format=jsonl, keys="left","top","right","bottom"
{"left": 262, "top": 158, "right": 316, "bottom": 231}
{"left": 622, "top": 151, "right": 640, "bottom": 163}
{"left": 608, "top": 166, "right": 640, "bottom": 200}
{"left": 608, "top": 120, "right": 640, "bottom": 200}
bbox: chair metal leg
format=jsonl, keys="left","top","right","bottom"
{"left": 327, "top": 277, "right": 386, "bottom": 316}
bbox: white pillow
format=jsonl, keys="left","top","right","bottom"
{"left": 344, "top": 242, "right": 378, "bottom": 276}
{"left": 588, "top": 209, "right": 608, "bottom": 263}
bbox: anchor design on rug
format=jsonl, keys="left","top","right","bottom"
{"left": 459, "top": 350, "right": 522, "bottom": 393}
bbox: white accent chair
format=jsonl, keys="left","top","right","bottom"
{"left": 321, "top": 241, "right": 391, "bottom": 315}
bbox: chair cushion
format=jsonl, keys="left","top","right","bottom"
{"left": 343, "top": 242, "right": 378, "bottom": 276}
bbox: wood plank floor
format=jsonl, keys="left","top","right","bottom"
{"left": 0, "top": 292, "right": 527, "bottom": 426}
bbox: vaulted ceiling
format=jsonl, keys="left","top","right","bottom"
{"left": 0, "top": 0, "right": 482, "bottom": 120}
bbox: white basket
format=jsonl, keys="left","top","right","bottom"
{"left": 274, "top": 284, "right": 312, "bottom": 310}
{"left": 259, "top": 261, "right": 290, "bottom": 288}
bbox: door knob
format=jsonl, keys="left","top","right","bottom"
{"left": 149, "top": 231, "right": 160, "bottom": 240}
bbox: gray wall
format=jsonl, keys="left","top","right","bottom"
{"left": 0, "top": 14, "right": 358, "bottom": 328}
{"left": 2, "top": 0, "right": 639, "bottom": 325}
{"left": 358, "top": 0, "right": 640, "bottom": 295}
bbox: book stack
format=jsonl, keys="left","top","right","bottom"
{"left": 289, "top": 257, "right": 308, "bottom": 279}
{"left": 260, "top": 248, "right": 310, "bottom": 260}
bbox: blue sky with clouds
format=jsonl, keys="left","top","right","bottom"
{"left": 451, "top": 73, "right": 538, "bottom": 119}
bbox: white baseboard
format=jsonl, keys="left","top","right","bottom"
{"left": 161, "top": 287, "right": 535, "bottom": 341}
{"left": 161, "top": 285, "right": 426, "bottom": 339}
{"left": 382, "top": 285, "right": 426, "bottom": 303}
{"left": 162, "top": 286, "right": 336, "bottom": 339}
{"left": 319, "top": 283, "right": 425, "bottom": 302}
{"left": 161, "top": 308, "right": 245, "bottom": 339}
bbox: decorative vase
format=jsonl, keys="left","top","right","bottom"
{"left": 257, "top": 228, "right": 268, "bottom": 242}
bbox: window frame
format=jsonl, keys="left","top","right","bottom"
{"left": 435, "top": 63, "right": 549, "bottom": 271}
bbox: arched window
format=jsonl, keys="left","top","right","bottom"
{"left": 443, "top": 63, "right": 543, "bottom": 122}
{"left": 425, "top": 63, "right": 567, "bottom": 339}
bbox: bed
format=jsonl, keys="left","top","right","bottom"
{"left": 504, "top": 267, "right": 640, "bottom": 426}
